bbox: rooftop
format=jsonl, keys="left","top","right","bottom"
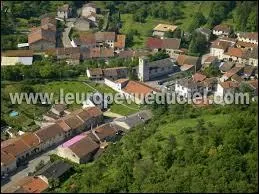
{"left": 35, "top": 160, "right": 71, "bottom": 179}
{"left": 153, "top": 24, "right": 177, "bottom": 32}
{"left": 2, "top": 50, "right": 33, "bottom": 57}
{"left": 146, "top": 37, "right": 181, "bottom": 49}
{"left": 122, "top": 80, "right": 159, "bottom": 96}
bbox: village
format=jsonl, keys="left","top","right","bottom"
{"left": 1, "top": 1, "right": 258, "bottom": 193}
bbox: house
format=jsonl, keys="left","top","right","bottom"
{"left": 113, "top": 110, "right": 153, "bottom": 130}
{"left": 74, "top": 32, "right": 125, "bottom": 51}
{"left": 223, "top": 47, "right": 247, "bottom": 64}
{"left": 95, "top": 32, "right": 116, "bottom": 47}
{"left": 138, "top": 57, "right": 180, "bottom": 81}
{"left": 104, "top": 78, "right": 160, "bottom": 104}
{"left": 35, "top": 160, "right": 72, "bottom": 184}
{"left": 1, "top": 50, "right": 33, "bottom": 66}
{"left": 73, "top": 17, "right": 90, "bottom": 31}
{"left": 28, "top": 27, "right": 56, "bottom": 50}
{"left": 146, "top": 37, "right": 181, "bottom": 57}
{"left": 236, "top": 32, "right": 258, "bottom": 45}
{"left": 57, "top": 134, "right": 100, "bottom": 164}
{"left": 220, "top": 66, "right": 244, "bottom": 82}
{"left": 231, "top": 74, "right": 244, "bottom": 83}
{"left": 192, "top": 72, "right": 207, "bottom": 82}
{"left": 242, "top": 66, "right": 257, "bottom": 80}
{"left": 210, "top": 38, "right": 235, "bottom": 60}
{"left": 46, "top": 47, "right": 81, "bottom": 64}
{"left": 57, "top": 4, "right": 72, "bottom": 19}
{"left": 92, "top": 123, "right": 122, "bottom": 142}
{"left": 247, "top": 47, "right": 258, "bottom": 66}
{"left": 236, "top": 41, "right": 258, "bottom": 50}
{"left": 117, "top": 49, "right": 150, "bottom": 59}
{"left": 152, "top": 24, "right": 177, "bottom": 38}
{"left": 214, "top": 81, "right": 239, "bottom": 100}
{"left": 196, "top": 27, "right": 211, "bottom": 41}
{"left": 212, "top": 24, "right": 231, "bottom": 37}
{"left": 1, "top": 133, "right": 40, "bottom": 175}
{"left": 175, "top": 78, "right": 204, "bottom": 98}
{"left": 176, "top": 54, "right": 201, "bottom": 71}
{"left": 1, "top": 150, "right": 16, "bottom": 176}
{"left": 103, "top": 67, "right": 128, "bottom": 80}
{"left": 34, "top": 123, "right": 65, "bottom": 150}
{"left": 219, "top": 61, "right": 235, "bottom": 73}
{"left": 203, "top": 77, "right": 218, "bottom": 94}
{"left": 2, "top": 176, "right": 48, "bottom": 193}
{"left": 86, "top": 67, "right": 128, "bottom": 80}
{"left": 202, "top": 56, "right": 218, "bottom": 69}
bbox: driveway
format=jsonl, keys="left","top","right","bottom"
{"left": 1, "top": 149, "right": 56, "bottom": 191}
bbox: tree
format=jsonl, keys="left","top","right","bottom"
{"left": 187, "top": 12, "right": 206, "bottom": 32}
{"left": 203, "top": 65, "right": 221, "bottom": 77}
{"left": 49, "top": 178, "right": 60, "bottom": 188}
{"left": 148, "top": 50, "right": 169, "bottom": 61}
{"left": 188, "top": 32, "right": 207, "bottom": 56}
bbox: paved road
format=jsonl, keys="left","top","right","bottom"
{"left": 1, "top": 149, "right": 56, "bottom": 191}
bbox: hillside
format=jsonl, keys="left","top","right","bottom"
{"left": 54, "top": 103, "right": 258, "bottom": 192}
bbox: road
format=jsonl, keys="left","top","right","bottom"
{"left": 62, "top": 19, "right": 76, "bottom": 48}
{"left": 1, "top": 149, "right": 56, "bottom": 191}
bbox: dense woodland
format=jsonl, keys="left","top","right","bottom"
{"left": 51, "top": 103, "right": 258, "bottom": 192}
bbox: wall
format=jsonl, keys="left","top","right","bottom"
{"left": 1, "top": 56, "right": 33, "bottom": 66}
{"left": 104, "top": 78, "right": 122, "bottom": 92}
{"left": 29, "top": 40, "right": 55, "bottom": 51}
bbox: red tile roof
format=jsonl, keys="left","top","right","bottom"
{"left": 2, "top": 176, "right": 48, "bottom": 193}
{"left": 122, "top": 80, "right": 159, "bottom": 96}
{"left": 35, "top": 123, "right": 64, "bottom": 142}
{"left": 225, "top": 47, "right": 244, "bottom": 58}
{"left": 146, "top": 37, "right": 180, "bottom": 49}
{"left": 219, "top": 81, "right": 239, "bottom": 89}
{"left": 28, "top": 28, "right": 56, "bottom": 44}
{"left": 238, "top": 32, "right": 258, "bottom": 41}
{"left": 192, "top": 73, "right": 207, "bottom": 82}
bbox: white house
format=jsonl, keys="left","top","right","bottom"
{"left": 1, "top": 50, "right": 33, "bottom": 66}
{"left": 214, "top": 81, "right": 239, "bottom": 102}
{"left": 210, "top": 38, "right": 235, "bottom": 60}
{"left": 175, "top": 78, "right": 204, "bottom": 98}
{"left": 236, "top": 32, "right": 258, "bottom": 45}
{"left": 212, "top": 24, "right": 231, "bottom": 37}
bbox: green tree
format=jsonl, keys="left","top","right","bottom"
{"left": 188, "top": 32, "right": 207, "bottom": 56}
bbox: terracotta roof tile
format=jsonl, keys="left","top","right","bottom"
{"left": 35, "top": 123, "right": 64, "bottom": 142}
{"left": 1, "top": 139, "right": 30, "bottom": 158}
{"left": 225, "top": 47, "right": 244, "bottom": 58}
{"left": 192, "top": 73, "right": 207, "bottom": 82}
{"left": 28, "top": 28, "right": 56, "bottom": 44}
{"left": 219, "top": 81, "right": 239, "bottom": 89}
{"left": 69, "top": 136, "right": 99, "bottom": 158}
{"left": 122, "top": 80, "right": 159, "bottom": 95}
{"left": 1, "top": 150, "right": 16, "bottom": 166}
{"left": 20, "top": 133, "right": 40, "bottom": 148}
{"left": 146, "top": 37, "right": 180, "bottom": 49}
{"left": 94, "top": 123, "right": 118, "bottom": 141}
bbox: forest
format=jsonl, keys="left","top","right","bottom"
{"left": 52, "top": 102, "right": 258, "bottom": 193}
